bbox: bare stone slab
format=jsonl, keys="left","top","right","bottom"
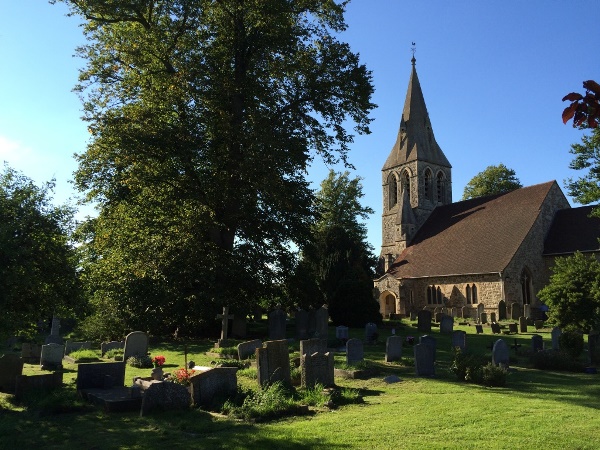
{"left": 76, "top": 361, "right": 126, "bottom": 390}
{"left": 385, "top": 335, "right": 403, "bottom": 362}
{"left": 123, "top": 331, "right": 149, "bottom": 361}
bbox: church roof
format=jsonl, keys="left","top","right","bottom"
{"left": 385, "top": 181, "right": 559, "bottom": 279}
{"left": 543, "top": 205, "right": 600, "bottom": 255}
{"left": 383, "top": 59, "right": 451, "bottom": 171}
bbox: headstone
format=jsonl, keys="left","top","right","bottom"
{"left": 531, "top": 334, "right": 544, "bottom": 352}
{"left": 534, "top": 320, "right": 544, "bottom": 330}
{"left": 419, "top": 335, "right": 437, "bottom": 361}
{"left": 519, "top": 316, "right": 527, "bottom": 333}
{"left": 498, "top": 300, "right": 507, "bottom": 321}
{"left": 440, "top": 315, "right": 453, "bottom": 334}
{"left": 14, "top": 372, "right": 63, "bottom": 401}
{"left": 314, "top": 305, "right": 329, "bottom": 338}
{"left": 139, "top": 380, "right": 191, "bottom": 416}
{"left": 268, "top": 307, "right": 287, "bottom": 340}
{"left": 385, "top": 335, "right": 403, "bottom": 362}
{"left": 231, "top": 315, "right": 247, "bottom": 339}
{"left": 21, "top": 343, "right": 41, "bottom": 363}
{"left": 189, "top": 367, "right": 238, "bottom": 407}
{"left": 45, "top": 316, "right": 63, "bottom": 344}
{"left": 475, "top": 324, "right": 484, "bottom": 334}
{"left": 256, "top": 339, "right": 291, "bottom": 387}
{"left": 480, "top": 312, "right": 488, "bottom": 325}
{"left": 0, "top": 354, "right": 24, "bottom": 393}
{"left": 123, "top": 331, "right": 149, "bottom": 361}
{"left": 510, "top": 303, "right": 521, "bottom": 320}
{"left": 301, "top": 351, "right": 334, "bottom": 388}
{"left": 410, "top": 311, "right": 418, "bottom": 321}
{"left": 524, "top": 304, "right": 531, "bottom": 319}
{"left": 433, "top": 307, "right": 441, "bottom": 316}
{"left": 491, "top": 322, "right": 501, "bottom": 334}
{"left": 451, "top": 307, "right": 458, "bottom": 318}
{"left": 237, "top": 339, "right": 262, "bottom": 360}
{"left": 461, "top": 306, "right": 470, "bottom": 319}
{"left": 490, "top": 312, "right": 497, "bottom": 323}
{"left": 508, "top": 323, "right": 518, "bottom": 334}
{"left": 76, "top": 361, "right": 126, "bottom": 390}
{"left": 492, "top": 339, "right": 510, "bottom": 368}
{"left": 477, "top": 304, "right": 484, "bottom": 321}
{"left": 588, "top": 332, "right": 600, "bottom": 365}
{"left": 300, "top": 338, "right": 327, "bottom": 358}
{"left": 307, "top": 309, "right": 317, "bottom": 336}
{"left": 101, "top": 341, "right": 125, "bottom": 357}
{"left": 253, "top": 306, "right": 263, "bottom": 322}
{"left": 365, "top": 323, "right": 378, "bottom": 343}
{"left": 414, "top": 343, "right": 435, "bottom": 377}
{"left": 64, "top": 341, "right": 92, "bottom": 355}
{"left": 346, "top": 338, "right": 364, "bottom": 365}
{"left": 434, "top": 312, "right": 443, "bottom": 323}
{"left": 451, "top": 331, "right": 467, "bottom": 351}
{"left": 295, "top": 309, "right": 309, "bottom": 340}
{"left": 216, "top": 306, "right": 234, "bottom": 341}
{"left": 417, "top": 310, "right": 432, "bottom": 332}
{"left": 551, "top": 327, "right": 562, "bottom": 351}
{"left": 335, "top": 326, "right": 349, "bottom": 340}
{"left": 40, "top": 343, "right": 65, "bottom": 370}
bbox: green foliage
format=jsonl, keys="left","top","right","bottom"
{"left": 223, "top": 382, "right": 300, "bottom": 422}
{"left": 237, "top": 367, "right": 258, "bottom": 379}
{"left": 214, "top": 359, "right": 247, "bottom": 370}
{"left": 537, "top": 252, "right": 600, "bottom": 332}
{"left": 0, "top": 165, "right": 82, "bottom": 341}
{"left": 558, "top": 331, "right": 585, "bottom": 358}
{"left": 127, "top": 355, "right": 153, "bottom": 368}
{"left": 565, "top": 128, "right": 600, "bottom": 206}
{"left": 67, "top": 349, "right": 101, "bottom": 363}
{"left": 530, "top": 349, "right": 585, "bottom": 372}
{"left": 330, "top": 387, "right": 363, "bottom": 405}
{"left": 450, "top": 347, "right": 485, "bottom": 381}
{"left": 461, "top": 163, "right": 522, "bottom": 200}
{"left": 481, "top": 363, "right": 507, "bottom": 387}
{"left": 103, "top": 348, "right": 123, "bottom": 360}
{"left": 298, "top": 383, "right": 328, "bottom": 407}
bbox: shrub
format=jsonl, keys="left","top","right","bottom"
{"left": 223, "top": 382, "right": 301, "bottom": 422}
{"left": 298, "top": 383, "right": 328, "bottom": 407}
{"left": 329, "top": 387, "right": 363, "bottom": 406}
{"left": 214, "top": 359, "right": 246, "bottom": 369}
{"left": 104, "top": 349, "right": 123, "bottom": 360}
{"left": 450, "top": 347, "right": 484, "bottom": 381}
{"left": 237, "top": 367, "right": 257, "bottom": 379}
{"left": 530, "top": 349, "right": 585, "bottom": 372}
{"left": 168, "top": 368, "right": 196, "bottom": 386}
{"left": 127, "top": 355, "right": 153, "bottom": 368}
{"left": 67, "top": 349, "right": 101, "bottom": 363}
{"left": 481, "top": 363, "right": 507, "bottom": 387}
{"left": 559, "top": 331, "right": 584, "bottom": 358}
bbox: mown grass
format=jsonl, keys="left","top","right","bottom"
{"left": 1, "top": 319, "right": 599, "bottom": 449}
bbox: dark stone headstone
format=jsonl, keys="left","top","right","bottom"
{"left": 189, "top": 367, "right": 238, "bottom": 407}
{"left": 490, "top": 312, "right": 497, "bottom": 323}
{"left": 534, "top": 320, "right": 544, "bottom": 330}
{"left": 139, "top": 380, "right": 191, "bottom": 416}
{"left": 492, "top": 339, "right": 510, "bottom": 368}
{"left": 0, "top": 354, "right": 24, "bottom": 393}
{"left": 300, "top": 338, "right": 327, "bottom": 358}
{"left": 440, "top": 315, "right": 453, "bottom": 334}
{"left": 414, "top": 343, "right": 435, "bottom": 377}
{"left": 551, "top": 327, "right": 562, "bottom": 351}
{"left": 314, "top": 305, "right": 329, "bottom": 338}
{"left": 480, "top": 312, "right": 488, "bottom": 324}
{"left": 410, "top": 311, "right": 418, "bottom": 321}
{"left": 475, "top": 324, "right": 484, "bottom": 334}
{"left": 491, "top": 322, "right": 501, "bottom": 334}
{"left": 417, "top": 310, "right": 432, "bottom": 333}
{"left": 419, "top": 335, "right": 437, "bottom": 361}
{"left": 237, "top": 339, "right": 262, "bottom": 360}
{"left": 231, "top": 315, "right": 247, "bottom": 339}
{"left": 385, "top": 336, "right": 403, "bottom": 363}
{"left": 510, "top": 303, "right": 521, "bottom": 320}
{"left": 346, "top": 338, "right": 364, "bottom": 365}
{"left": 295, "top": 309, "right": 309, "bottom": 340}
{"left": 508, "top": 323, "right": 518, "bottom": 334}
{"left": 524, "top": 304, "right": 531, "bottom": 319}
{"left": 301, "top": 351, "right": 334, "bottom": 388}
{"left": 335, "top": 326, "right": 349, "bottom": 340}
{"left": 531, "top": 334, "right": 544, "bottom": 352}
{"left": 365, "top": 323, "right": 378, "bottom": 343}
{"left": 519, "top": 316, "right": 527, "bottom": 333}
{"left": 76, "top": 362, "right": 126, "bottom": 391}
{"left": 21, "top": 343, "right": 41, "bottom": 364}
{"left": 268, "top": 308, "right": 287, "bottom": 340}
{"left": 461, "top": 306, "right": 470, "bottom": 319}
{"left": 256, "top": 340, "right": 290, "bottom": 387}
{"left": 477, "top": 304, "right": 484, "bottom": 321}
{"left": 451, "top": 331, "right": 467, "bottom": 351}
{"left": 14, "top": 372, "right": 62, "bottom": 401}
{"left": 498, "top": 300, "right": 507, "bottom": 321}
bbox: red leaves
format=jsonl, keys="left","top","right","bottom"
{"left": 562, "top": 80, "right": 600, "bottom": 128}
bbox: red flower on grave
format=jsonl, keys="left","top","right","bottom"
{"left": 152, "top": 355, "right": 166, "bottom": 368}
{"left": 170, "top": 368, "right": 195, "bottom": 385}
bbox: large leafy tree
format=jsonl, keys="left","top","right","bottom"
{"left": 461, "top": 163, "right": 522, "bottom": 200}
{"left": 537, "top": 252, "right": 600, "bottom": 332}
{"left": 54, "top": 0, "right": 374, "bottom": 336}
{"left": 565, "top": 127, "right": 600, "bottom": 215}
{"left": 0, "top": 165, "right": 81, "bottom": 340}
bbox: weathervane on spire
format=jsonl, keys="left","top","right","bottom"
{"left": 411, "top": 42, "right": 416, "bottom": 65}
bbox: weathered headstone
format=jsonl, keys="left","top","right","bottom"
{"left": 300, "top": 338, "right": 327, "bottom": 358}
{"left": 268, "top": 307, "right": 287, "bottom": 341}
{"left": 477, "top": 303, "right": 484, "bottom": 321}
{"left": 492, "top": 339, "right": 510, "bottom": 368}
{"left": 551, "top": 327, "right": 562, "bottom": 351}
{"left": 123, "top": 331, "right": 149, "bottom": 361}
{"left": 451, "top": 307, "right": 458, "bottom": 318}
{"left": 519, "top": 316, "right": 527, "bottom": 333}
{"left": 139, "top": 380, "right": 191, "bottom": 416}
{"left": 101, "top": 341, "right": 124, "bottom": 357}
{"left": 189, "top": 367, "right": 238, "bottom": 407}
{"left": 301, "top": 351, "right": 334, "bottom": 388}
{"left": 21, "top": 343, "right": 41, "bottom": 363}
{"left": 534, "top": 320, "right": 544, "bottom": 330}
{"left": 231, "top": 315, "right": 247, "bottom": 339}
{"left": 508, "top": 323, "right": 518, "bottom": 334}
{"left": 414, "top": 343, "right": 435, "bottom": 377}
{"left": 237, "top": 339, "right": 262, "bottom": 360}
{"left": 295, "top": 309, "right": 309, "bottom": 340}
{"left": 475, "top": 324, "right": 484, "bottom": 334}
{"left": 0, "top": 354, "right": 24, "bottom": 393}
{"left": 76, "top": 361, "right": 126, "bottom": 390}
{"left": 451, "top": 331, "right": 467, "bottom": 351}
{"left": 410, "top": 311, "right": 418, "bottom": 321}
{"left": 314, "top": 305, "right": 329, "bottom": 338}
{"left": 490, "top": 312, "right": 497, "bottom": 323}
{"left": 433, "top": 307, "right": 441, "bottom": 317}
{"left": 65, "top": 341, "right": 92, "bottom": 355}
{"left": 256, "top": 340, "right": 291, "bottom": 387}
{"left": 346, "top": 338, "right": 364, "bottom": 365}
{"left": 365, "top": 322, "right": 378, "bottom": 343}
{"left": 498, "top": 300, "right": 507, "bottom": 321}
{"left": 434, "top": 312, "right": 443, "bottom": 323}
{"left": 588, "top": 332, "right": 600, "bottom": 365}
{"left": 307, "top": 309, "right": 317, "bottom": 336}
{"left": 385, "top": 335, "right": 403, "bottom": 363}
{"left": 45, "top": 316, "right": 63, "bottom": 345}
{"left": 440, "top": 315, "right": 453, "bottom": 334}
{"left": 524, "top": 304, "right": 531, "bottom": 319}
{"left": 480, "top": 312, "right": 488, "bottom": 325}
{"left": 335, "top": 326, "right": 349, "bottom": 340}
{"left": 461, "top": 306, "right": 470, "bottom": 319}
{"left": 14, "top": 372, "right": 63, "bottom": 401}
{"left": 417, "top": 310, "right": 432, "bottom": 332}
{"left": 40, "top": 343, "right": 65, "bottom": 370}
{"left": 531, "top": 334, "right": 544, "bottom": 352}
{"left": 216, "top": 306, "right": 234, "bottom": 341}
{"left": 419, "top": 335, "right": 437, "bottom": 361}
{"left": 510, "top": 303, "right": 521, "bottom": 320}
{"left": 491, "top": 322, "right": 501, "bottom": 334}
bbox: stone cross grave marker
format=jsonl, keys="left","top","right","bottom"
{"left": 216, "top": 306, "right": 234, "bottom": 341}
{"left": 268, "top": 306, "right": 287, "bottom": 340}
{"left": 295, "top": 309, "right": 309, "bottom": 340}
{"left": 40, "top": 343, "right": 65, "bottom": 370}
{"left": 346, "top": 338, "right": 364, "bottom": 365}
{"left": 0, "top": 354, "right": 24, "bottom": 394}
{"left": 314, "top": 305, "right": 329, "bottom": 339}
{"left": 123, "top": 331, "right": 149, "bottom": 361}
{"left": 451, "top": 330, "right": 467, "bottom": 351}
{"left": 256, "top": 339, "right": 291, "bottom": 387}
{"left": 551, "top": 327, "right": 562, "bottom": 351}
{"left": 492, "top": 339, "right": 509, "bottom": 368}
{"left": 45, "top": 316, "right": 63, "bottom": 344}
{"left": 301, "top": 351, "right": 334, "bottom": 389}
{"left": 419, "top": 335, "right": 437, "bottom": 361}
{"left": 237, "top": 339, "right": 262, "bottom": 360}
{"left": 440, "top": 315, "right": 453, "bottom": 334}
{"left": 414, "top": 343, "right": 435, "bottom": 377}
{"left": 531, "top": 334, "right": 544, "bottom": 352}
{"left": 385, "top": 335, "right": 403, "bottom": 362}
{"left": 417, "top": 310, "right": 432, "bottom": 332}
{"left": 519, "top": 316, "right": 528, "bottom": 333}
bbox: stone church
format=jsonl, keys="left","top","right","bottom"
{"left": 373, "top": 57, "right": 600, "bottom": 321}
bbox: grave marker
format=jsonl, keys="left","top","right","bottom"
{"left": 491, "top": 323, "right": 501, "bottom": 334}
{"left": 268, "top": 307, "right": 287, "bottom": 340}
{"left": 301, "top": 351, "right": 334, "bottom": 388}
{"left": 123, "top": 331, "right": 149, "bottom": 361}
{"left": 335, "top": 326, "right": 349, "bottom": 340}
{"left": 237, "top": 339, "right": 262, "bottom": 360}
{"left": 419, "top": 335, "right": 437, "bottom": 361}
{"left": 314, "top": 305, "right": 329, "bottom": 338}
{"left": 531, "top": 334, "right": 544, "bottom": 352}
{"left": 295, "top": 309, "right": 309, "bottom": 340}
{"left": 346, "top": 338, "right": 364, "bottom": 365}
{"left": 492, "top": 339, "right": 509, "bottom": 368}
{"left": 440, "top": 315, "right": 453, "bottom": 334}
{"left": 480, "top": 312, "right": 488, "bottom": 324}
{"left": 475, "top": 324, "right": 484, "bottom": 334}
{"left": 0, "top": 354, "right": 24, "bottom": 393}
{"left": 231, "top": 315, "right": 247, "bottom": 339}
{"left": 365, "top": 322, "right": 378, "bottom": 343}
{"left": 551, "top": 327, "right": 562, "bottom": 351}
{"left": 451, "top": 331, "right": 467, "bottom": 351}
{"left": 385, "top": 335, "right": 403, "bottom": 362}
{"left": 256, "top": 340, "right": 291, "bottom": 387}
{"left": 216, "top": 306, "right": 234, "bottom": 341}
{"left": 40, "top": 343, "right": 64, "bottom": 370}
{"left": 189, "top": 367, "right": 238, "bottom": 407}
{"left": 414, "top": 343, "right": 435, "bottom": 377}
{"left": 417, "top": 310, "right": 432, "bottom": 332}
{"left": 519, "top": 316, "right": 527, "bottom": 333}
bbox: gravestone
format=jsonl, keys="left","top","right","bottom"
{"left": 216, "top": 306, "right": 234, "bottom": 342}
{"left": 417, "top": 310, "right": 432, "bottom": 332}
{"left": 15, "top": 372, "right": 63, "bottom": 402}
{"left": 295, "top": 309, "right": 309, "bottom": 340}
{"left": 385, "top": 335, "right": 403, "bottom": 362}
{"left": 531, "top": 334, "right": 544, "bottom": 352}
{"left": 237, "top": 339, "right": 262, "bottom": 360}
{"left": 524, "top": 304, "right": 531, "bottom": 319}
{"left": 440, "top": 315, "right": 453, "bottom": 334}
{"left": 231, "top": 315, "right": 247, "bottom": 339}
{"left": 490, "top": 312, "right": 497, "bottom": 323}
{"left": 419, "top": 335, "right": 437, "bottom": 361}
{"left": 101, "top": 341, "right": 124, "bottom": 357}
{"left": 76, "top": 361, "right": 126, "bottom": 390}
{"left": 510, "top": 303, "right": 521, "bottom": 320}
{"left": 256, "top": 340, "right": 291, "bottom": 387}
{"left": 189, "top": 367, "right": 238, "bottom": 407}
{"left": 253, "top": 306, "right": 263, "bottom": 322}
{"left": 414, "top": 343, "right": 435, "bottom": 377}
{"left": 314, "top": 305, "right": 329, "bottom": 338}
{"left": 491, "top": 322, "right": 501, "bottom": 334}
{"left": 534, "top": 320, "right": 544, "bottom": 330}
{"left": 588, "top": 332, "right": 600, "bottom": 365}
{"left": 139, "top": 380, "right": 191, "bottom": 416}
{"left": 461, "top": 306, "right": 470, "bottom": 319}
{"left": 451, "top": 330, "right": 467, "bottom": 351}
{"left": 475, "top": 324, "right": 484, "bottom": 334}
{"left": 451, "top": 307, "right": 458, "bottom": 318}
{"left": 45, "top": 316, "right": 63, "bottom": 344}
{"left": 307, "top": 309, "right": 317, "bottom": 336}
{"left": 300, "top": 338, "right": 327, "bottom": 358}
{"left": 480, "top": 312, "right": 488, "bottom": 324}
{"left": 335, "top": 326, "right": 349, "bottom": 340}
{"left": 519, "top": 316, "right": 527, "bottom": 333}
{"left": 410, "top": 311, "right": 418, "bottom": 321}
{"left": 21, "top": 343, "right": 41, "bottom": 363}
{"left": 434, "top": 312, "right": 443, "bottom": 323}
{"left": 365, "top": 322, "right": 378, "bottom": 343}
{"left": 65, "top": 341, "right": 92, "bottom": 355}
{"left": 433, "top": 307, "right": 441, "bottom": 317}
{"left": 477, "top": 304, "right": 484, "bottom": 321}
{"left": 551, "top": 327, "right": 562, "bottom": 351}
{"left": 498, "top": 300, "right": 507, "bottom": 321}
{"left": 346, "top": 338, "right": 364, "bottom": 365}
{"left": 40, "top": 343, "right": 65, "bottom": 370}
{"left": 268, "top": 307, "right": 287, "bottom": 341}
{"left": 123, "top": 331, "right": 149, "bottom": 361}
{"left": 492, "top": 339, "right": 510, "bottom": 368}
{"left": 0, "top": 354, "right": 24, "bottom": 393}
{"left": 301, "top": 351, "right": 334, "bottom": 388}
{"left": 508, "top": 323, "right": 518, "bottom": 334}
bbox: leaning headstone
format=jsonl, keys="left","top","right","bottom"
{"left": 76, "top": 361, "right": 126, "bottom": 390}
{"left": 189, "top": 367, "right": 238, "bottom": 407}
{"left": 64, "top": 341, "right": 92, "bottom": 355}
{"left": 491, "top": 322, "right": 501, "bottom": 334}
{"left": 300, "top": 338, "right": 327, "bottom": 358}
{"left": 231, "top": 315, "right": 247, "bottom": 339}
{"left": 40, "top": 343, "right": 65, "bottom": 370}
{"left": 492, "top": 339, "right": 510, "bottom": 368}
{"left": 101, "top": 341, "right": 124, "bottom": 357}
{"left": 588, "top": 332, "right": 600, "bottom": 365}
{"left": 419, "top": 335, "right": 437, "bottom": 361}
{"left": 365, "top": 323, "right": 378, "bottom": 343}
{"left": 451, "top": 331, "right": 467, "bottom": 351}
{"left": 551, "top": 327, "right": 562, "bottom": 351}
{"left": 0, "top": 354, "right": 24, "bottom": 393}
{"left": 335, "top": 326, "right": 349, "bottom": 340}
{"left": 480, "top": 312, "right": 488, "bottom": 324}
{"left": 301, "top": 351, "right": 334, "bottom": 388}
{"left": 417, "top": 310, "right": 432, "bottom": 333}
{"left": 414, "top": 343, "right": 435, "bottom": 377}
{"left": 490, "top": 312, "right": 497, "bottom": 323}
{"left": 123, "top": 331, "right": 149, "bottom": 361}
{"left": 385, "top": 336, "right": 403, "bottom": 363}
{"left": 346, "top": 338, "right": 364, "bottom": 365}
{"left": 268, "top": 307, "right": 287, "bottom": 340}
{"left": 531, "top": 334, "right": 544, "bottom": 352}
{"left": 237, "top": 339, "right": 262, "bottom": 360}
{"left": 295, "top": 309, "right": 309, "bottom": 340}
{"left": 440, "top": 315, "right": 454, "bottom": 334}
{"left": 461, "top": 306, "right": 470, "bottom": 319}
{"left": 498, "top": 300, "right": 507, "bottom": 321}
{"left": 510, "top": 303, "right": 521, "bottom": 320}
{"left": 519, "top": 316, "right": 527, "bottom": 333}
{"left": 256, "top": 339, "right": 291, "bottom": 387}
{"left": 475, "top": 324, "right": 484, "bottom": 334}
{"left": 314, "top": 305, "right": 329, "bottom": 338}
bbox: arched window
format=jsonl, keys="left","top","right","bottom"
{"left": 427, "top": 286, "right": 433, "bottom": 304}
{"left": 424, "top": 169, "right": 432, "bottom": 202}
{"left": 466, "top": 285, "right": 472, "bottom": 304}
{"left": 436, "top": 287, "right": 442, "bottom": 304}
{"left": 472, "top": 285, "right": 478, "bottom": 304}
{"left": 521, "top": 269, "right": 533, "bottom": 305}
{"left": 436, "top": 172, "right": 445, "bottom": 203}
{"left": 401, "top": 171, "right": 411, "bottom": 204}
{"left": 388, "top": 174, "right": 398, "bottom": 209}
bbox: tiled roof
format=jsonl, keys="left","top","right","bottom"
{"left": 543, "top": 205, "right": 600, "bottom": 255}
{"left": 385, "top": 181, "right": 558, "bottom": 279}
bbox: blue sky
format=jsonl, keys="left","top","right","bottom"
{"left": 1, "top": 1, "right": 598, "bottom": 252}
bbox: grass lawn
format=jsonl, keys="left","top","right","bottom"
{"left": 1, "top": 320, "right": 599, "bottom": 449}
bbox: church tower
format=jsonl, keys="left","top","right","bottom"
{"left": 380, "top": 57, "right": 452, "bottom": 270}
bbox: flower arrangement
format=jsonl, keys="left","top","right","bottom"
{"left": 152, "top": 355, "right": 166, "bottom": 368}
{"left": 406, "top": 336, "right": 415, "bottom": 345}
{"left": 169, "top": 368, "right": 196, "bottom": 386}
